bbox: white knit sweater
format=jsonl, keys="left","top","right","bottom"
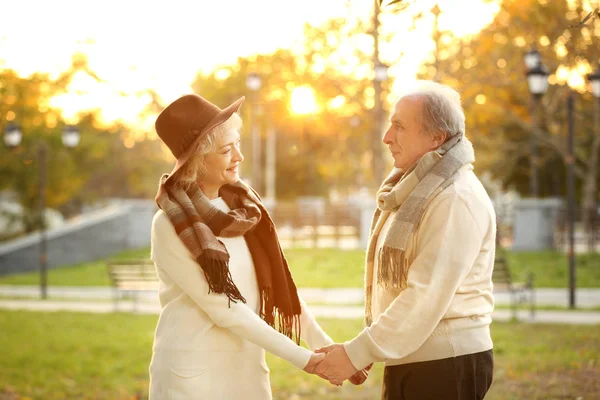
{"left": 344, "top": 164, "right": 496, "bottom": 369}
{"left": 150, "top": 197, "right": 333, "bottom": 369}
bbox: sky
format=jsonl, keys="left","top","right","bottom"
{"left": 0, "top": 0, "right": 500, "bottom": 130}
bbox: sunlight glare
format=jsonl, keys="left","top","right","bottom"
{"left": 328, "top": 95, "right": 346, "bottom": 109}
{"left": 290, "top": 86, "right": 318, "bottom": 115}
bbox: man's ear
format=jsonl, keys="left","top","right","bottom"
{"left": 432, "top": 131, "right": 447, "bottom": 148}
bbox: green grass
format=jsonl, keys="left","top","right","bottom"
{"left": 0, "top": 311, "right": 598, "bottom": 399}
{"left": 0, "top": 248, "right": 366, "bottom": 288}
{"left": 0, "top": 248, "right": 151, "bottom": 286}
{"left": 505, "top": 251, "right": 600, "bottom": 288}
{"left": 0, "top": 247, "right": 599, "bottom": 288}
{"left": 285, "top": 248, "right": 365, "bottom": 288}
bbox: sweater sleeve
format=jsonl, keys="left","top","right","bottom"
{"left": 298, "top": 296, "right": 334, "bottom": 350}
{"left": 343, "top": 193, "right": 484, "bottom": 370}
{"left": 151, "top": 212, "right": 312, "bottom": 370}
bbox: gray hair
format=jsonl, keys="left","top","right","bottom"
{"left": 173, "top": 113, "right": 243, "bottom": 190}
{"left": 394, "top": 81, "right": 465, "bottom": 141}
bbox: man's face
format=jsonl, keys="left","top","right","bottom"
{"left": 382, "top": 96, "right": 441, "bottom": 170}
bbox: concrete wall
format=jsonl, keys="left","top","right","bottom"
{"left": 0, "top": 200, "right": 157, "bottom": 276}
{"left": 512, "top": 198, "right": 563, "bottom": 251}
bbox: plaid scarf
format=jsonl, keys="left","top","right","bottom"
{"left": 364, "top": 134, "right": 475, "bottom": 325}
{"left": 155, "top": 176, "right": 301, "bottom": 344}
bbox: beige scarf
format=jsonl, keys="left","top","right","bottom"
{"left": 364, "top": 134, "right": 475, "bottom": 325}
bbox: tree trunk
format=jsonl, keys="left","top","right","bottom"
{"left": 582, "top": 98, "right": 600, "bottom": 252}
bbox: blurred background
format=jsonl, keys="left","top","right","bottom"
{"left": 0, "top": 0, "right": 599, "bottom": 399}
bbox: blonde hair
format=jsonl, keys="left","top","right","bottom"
{"left": 173, "top": 113, "right": 243, "bottom": 190}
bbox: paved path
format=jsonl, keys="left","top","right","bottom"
{"left": 1, "top": 285, "right": 599, "bottom": 324}
{"left": 1, "top": 286, "right": 600, "bottom": 307}
{"left": 0, "top": 299, "right": 599, "bottom": 324}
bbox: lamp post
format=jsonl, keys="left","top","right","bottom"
{"left": 3, "top": 123, "right": 80, "bottom": 299}
{"left": 264, "top": 117, "right": 276, "bottom": 204}
{"left": 588, "top": 64, "right": 600, "bottom": 98}
{"left": 373, "top": 60, "right": 388, "bottom": 187}
{"left": 246, "top": 72, "right": 262, "bottom": 193}
{"left": 290, "top": 86, "right": 318, "bottom": 197}
{"left": 565, "top": 93, "right": 576, "bottom": 309}
{"left": 585, "top": 64, "right": 600, "bottom": 252}
{"left": 524, "top": 49, "right": 549, "bottom": 198}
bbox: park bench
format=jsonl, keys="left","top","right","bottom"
{"left": 106, "top": 259, "right": 158, "bottom": 312}
{"left": 493, "top": 255, "right": 536, "bottom": 319}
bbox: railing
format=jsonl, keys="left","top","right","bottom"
{"left": 554, "top": 207, "right": 600, "bottom": 253}
{"left": 268, "top": 201, "right": 362, "bottom": 249}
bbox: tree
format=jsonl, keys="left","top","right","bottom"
{"left": 190, "top": 13, "right": 396, "bottom": 199}
{"left": 0, "top": 55, "right": 171, "bottom": 235}
{"left": 420, "top": 0, "right": 600, "bottom": 225}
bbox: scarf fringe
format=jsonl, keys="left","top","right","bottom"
{"left": 278, "top": 312, "right": 302, "bottom": 346}
{"left": 259, "top": 287, "right": 276, "bottom": 326}
{"left": 365, "top": 284, "right": 373, "bottom": 327}
{"left": 273, "top": 310, "right": 301, "bottom": 346}
{"left": 260, "top": 287, "right": 301, "bottom": 345}
{"left": 198, "top": 256, "right": 246, "bottom": 305}
{"left": 377, "top": 246, "right": 409, "bottom": 290}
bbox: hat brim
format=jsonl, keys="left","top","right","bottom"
{"left": 164, "top": 96, "right": 245, "bottom": 185}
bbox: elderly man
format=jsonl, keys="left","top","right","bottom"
{"left": 316, "top": 81, "right": 496, "bottom": 400}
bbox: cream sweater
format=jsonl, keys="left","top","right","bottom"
{"left": 150, "top": 197, "right": 333, "bottom": 370}
{"left": 344, "top": 164, "right": 496, "bottom": 369}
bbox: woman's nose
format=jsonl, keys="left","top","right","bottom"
{"left": 233, "top": 146, "right": 244, "bottom": 162}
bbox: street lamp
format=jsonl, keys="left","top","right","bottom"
{"left": 290, "top": 86, "right": 318, "bottom": 196}
{"left": 524, "top": 48, "right": 541, "bottom": 70}
{"left": 526, "top": 63, "right": 549, "bottom": 97}
{"left": 373, "top": 60, "right": 388, "bottom": 186}
{"left": 524, "top": 50, "right": 549, "bottom": 198}
{"left": 587, "top": 63, "right": 600, "bottom": 98}
{"left": 62, "top": 125, "right": 81, "bottom": 148}
{"left": 585, "top": 64, "right": 600, "bottom": 253}
{"left": 3, "top": 123, "right": 22, "bottom": 147}
{"left": 3, "top": 123, "right": 80, "bottom": 299}
{"left": 246, "top": 73, "right": 262, "bottom": 92}
{"left": 374, "top": 61, "right": 388, "bottom": 83}
{"left": 246, "top": 72, "right": 262, "bottom": 193}
{"left": 566, "top": 93, "right": 576, "bottom": 309}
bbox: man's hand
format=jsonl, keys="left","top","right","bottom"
{"left": 348, "top": 363, "right": 373, "bottom": 385}
{"left": 314, "top": 344, "right": 358, "bottom": 385}
{"left": 303, "top": 352, "right": 326, "bottom": 374}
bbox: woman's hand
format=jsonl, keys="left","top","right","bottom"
{"left": 304, "top": 352, "right": 341, "bottom": 384}
{"left": 303, "top": 352, "right": 326, "bottom": 374}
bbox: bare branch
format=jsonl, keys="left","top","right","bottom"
{"left": 568, "top": 7, "right": 600, "bottom": 28}
{"left": 504, "top": 108, "right": 588, "bottom": 178}
{"left": 493, "top": 140, "right": 537, "bottom": 179}
{"left": 380, "top": 0, "right": 404, "bottom": 6}
{"left": 379, "top": 0, "right": 412, "bottom": 12}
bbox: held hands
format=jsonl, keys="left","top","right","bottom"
{"left": 303, "top": 344, "right": 372, "bottom": 386}
{"left": 303, "top": 352, "right": 326, "bottom": 374}
{"left": 310, "top": 344, "right": 370, "bottom": 386}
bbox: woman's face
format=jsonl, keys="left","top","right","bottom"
{"left": 200, "top": 128, "right": 244, "bottom": 188}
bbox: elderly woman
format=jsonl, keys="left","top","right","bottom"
{"left": 148, "top": 94, "right": 338, "bottom": 399}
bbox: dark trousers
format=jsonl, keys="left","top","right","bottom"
{"left": 381, "top": 350, "right": 494, "bottom": 400}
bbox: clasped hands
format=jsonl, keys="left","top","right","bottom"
{"left": 303, "top": 344, "right": 372, "bottom": 386}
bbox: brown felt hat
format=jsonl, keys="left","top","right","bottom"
{"left": 155, "top": 94, "right": 245, "bottom": 184}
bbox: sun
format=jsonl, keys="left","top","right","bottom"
{"left": 290, "top": 86, "right": 318, "bottom": 115}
